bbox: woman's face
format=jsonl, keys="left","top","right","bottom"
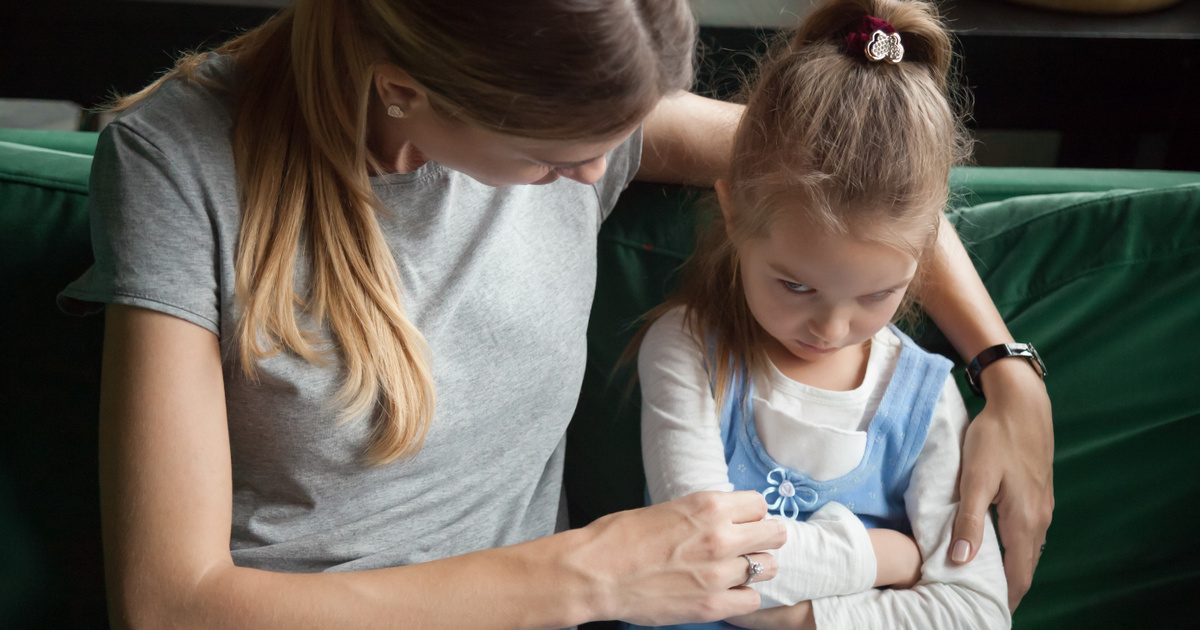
{"left": 370, "top": 91, "right": 637, "bottom": 187}
{"left": 371, "top": 65, "right": 640, "bottom": 187}
{"left": 404, "top": 114, "right": 635, "bottom": 187}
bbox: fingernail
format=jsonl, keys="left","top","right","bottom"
{"left": 951, "top": 539, "right": 971, "bottom": 563}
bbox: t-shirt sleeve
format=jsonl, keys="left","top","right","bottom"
{"left": 57, "top": 121, "right": 222, "bottom": 335}
{"left": 592, "top": 125, "right": 644, "bottom": 221}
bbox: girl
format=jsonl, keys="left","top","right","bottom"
{"left": 60, "top": 0, "right": 1043, "bottom": 626}
{"left": 636, "top": 0, "right": 1011, "bottom": 627}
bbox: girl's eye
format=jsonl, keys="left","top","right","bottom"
{"left": 780, "top": 280, "right": 814, "bottom": 294}
{"left": 864, "top": 289, "right": 897, "bottom": 303}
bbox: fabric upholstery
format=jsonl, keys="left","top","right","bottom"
{"left": 3, "top": 129, "right": 1199, "bottom": 628}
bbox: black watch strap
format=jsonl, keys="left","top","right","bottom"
{"left": 965, "top": 342, "right": 1047, "bottom": 397}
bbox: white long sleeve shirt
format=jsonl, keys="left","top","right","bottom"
{"left": 639, "top": 308, "right": 1010, "bottom": 629}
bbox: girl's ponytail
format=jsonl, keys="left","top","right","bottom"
{"left": 728, "top": 0, "right": 967, "bottom": 237}
{"left": 790, "top": 0, "right": 954, "bottom": 88}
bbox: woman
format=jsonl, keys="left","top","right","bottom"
{"left": 61, "top": 0, "right": 1051, "bottom": 626}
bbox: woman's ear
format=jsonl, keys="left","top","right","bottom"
{"left": 714, "top": 178, "right": 735, "bottom": 234}
{"left": 373, "top": 64, "right": 428, "bottom": 117}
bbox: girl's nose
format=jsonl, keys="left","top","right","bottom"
{"left": 809, "top": 312, "right": 849, "bottom": 345}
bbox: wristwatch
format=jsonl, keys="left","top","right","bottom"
{"left": 965, "top": 342, "right": 1047, "bottom": 397}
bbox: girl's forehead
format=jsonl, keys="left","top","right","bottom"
{"left": 758, "top": 216, "right": 920, "bottom": 289}
{"left": 765, "top": 203, "right": 934, "bottom": 249}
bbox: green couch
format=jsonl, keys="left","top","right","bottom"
{"left": 3, "top": 128, "right": 1199, "bottom": 628}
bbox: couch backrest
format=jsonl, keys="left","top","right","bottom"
{"left": 5, "top": 130, "right": 1200, "bottom": 628}
{"left": 0, "top": 137, "right": 105, "bottom": 627}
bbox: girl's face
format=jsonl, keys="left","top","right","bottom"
{"left": 735, "top": 210, "right": 921, "bottom": 366}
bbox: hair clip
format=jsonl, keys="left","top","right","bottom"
{"left": 844, "top": 16, "right": 904, "bottom": 64}
{"left": 865, "top": 30, "right": 904, "bottom": 64}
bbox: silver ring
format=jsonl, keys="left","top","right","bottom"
{"left": 741, "top": 554, "right": 764, "bottom": 586}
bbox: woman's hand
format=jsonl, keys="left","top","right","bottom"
{"left": 573, "top": 490, "right": 785, "bottom": 626}
{"left": 951, "top": 360, "right": 1054, "bottom": 611}
{"left": 726, "top": 601, "right": 815, "bottom": 630}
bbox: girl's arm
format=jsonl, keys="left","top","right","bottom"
{"left": 639, "top": 94, "right": 1054, "bottom": 610}
{"left": 805, "top": 377, "right": 1011, "bottom": 629}
{"left": 727, "top": 601, "right": 817, "bottom": 630}
{"left": 100, "top": 305, "right": 784, "bottom": 629}
{"left": 639, "top": 309, "right": 922, "bottom": 605}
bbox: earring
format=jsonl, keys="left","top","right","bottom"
{"left": 386, "top": 104, "right": 406, "bottom": 119}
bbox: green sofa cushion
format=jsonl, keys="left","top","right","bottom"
{"left": 0, "top": 136, "right": 105, "bottom": 627}
{"left": 567, "top": 181, "right": 1200, "bottom": 629}
{"left": 944, "top": 186, "right": 1200, "bottom": 628}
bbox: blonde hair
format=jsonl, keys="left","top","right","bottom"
{"left": 643, "top": 0, "right": 969, "bottom": 408}
{"left": 110, "top": 0, "right": 696, "bottom": 464}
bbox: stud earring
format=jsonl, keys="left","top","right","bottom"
{"left": 386, "top": 105, "right": 406, "bottom": 119}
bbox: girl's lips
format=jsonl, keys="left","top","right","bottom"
{"left": 797, "top": 340, "right": 837, "bottom": 354}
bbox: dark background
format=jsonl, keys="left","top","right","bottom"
{"left": 3, "top": 0, "right": 1199, "bottom": 169}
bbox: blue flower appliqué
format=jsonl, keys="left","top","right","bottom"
{"left": 762, "top": 467, "right": 820, "bottom": 520}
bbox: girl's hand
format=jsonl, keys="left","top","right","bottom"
{"left": 950, "top": 360, "right": 1054, "bottom": 611}
{"left": 726, "top": 601, "right": 815, "bottom": 630}
{"left": 573, "top": 491, "right": 785, "bottom": 626}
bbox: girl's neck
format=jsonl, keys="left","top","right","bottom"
{"left": 766, "top": 337, "right": 872, "bottom": 392}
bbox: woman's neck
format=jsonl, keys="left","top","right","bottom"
{"left": 366, "top": 99, "right": 430, "bottom": 174}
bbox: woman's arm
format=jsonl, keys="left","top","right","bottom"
{"left": 637, "top": 92, "right": 742, "bottom": 186}
{"left": 923, "top": 216, "right": 1055, "bottom": 611}
{"left": 100, "top": 305, "right": 785, "bottom": 629}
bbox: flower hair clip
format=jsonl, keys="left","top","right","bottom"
{"left": 844, "top": 16, "right": 904, "bottom": 64}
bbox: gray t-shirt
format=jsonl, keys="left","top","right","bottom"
{"left": 61, "top": 56, "right": 641, "bottom": 572}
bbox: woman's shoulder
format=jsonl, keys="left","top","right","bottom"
{"left": 106, "top": 54, "right": 237, "bottom": 162}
